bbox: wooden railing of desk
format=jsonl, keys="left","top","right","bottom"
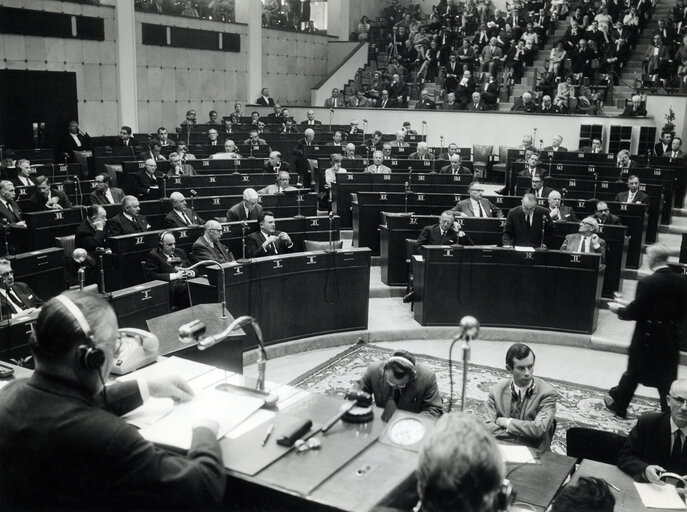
{"left": 380, "top": 214, "right": 626, "bottom": 299}
{"left": 414, "top": 246, "right": 603, "bottom": 334}
{"left": 333, "top": 173, "right": 472, "bottom": 228}
{"left": 192, "top": 248, "right": 371, "bottom": 349}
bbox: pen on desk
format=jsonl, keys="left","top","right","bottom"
{"left": 608, "top": 482, "right": 620, "bottom": 492}
{"left": 261, "top": 424, "right": 275, "bottom": 446}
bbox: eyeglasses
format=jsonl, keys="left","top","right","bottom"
{"left": 597, "top": 208, "right": 609, "bottom": 213}
{"left": 580, "top": 221, "right": 596, "bottom": 227}
{"left": 670, "top": 395, "right": 687, "bottom": 406}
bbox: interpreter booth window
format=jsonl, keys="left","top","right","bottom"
{"left": 261, "top": 0, "right": 328, "bottom": 33}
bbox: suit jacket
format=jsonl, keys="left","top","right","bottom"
{"left": 439, "top": 165, "right": 473, "bottom": 175}
{"left": 163, "top": 208, "right": 204, "bottom": 229}
{"left": 527, "top": 186, "right": 554, "bottom": 199}
{"left": 258, "top": 184, "right": 297, "bottom": 195}
{"left": 376, "top": 97, "right": 397, "bottom": 108}
{"left": 620, "top": 104, "right": 647, "bottom": 117}
{"left": 442, "top": 101, "right": 461, "bottom": 110}
{"left": 364, "top": 164, "right": 392, "bottom": 174}
{"left": 594, "top": 213, "right": 622, "bottom": 226}
{"left": 542, "top": 145, "right": 568, "bottom": 152}
{"left": 415, "top": 98, "right": 437, "bottom": 110}
{"left": 408, "top": 152, "right": 436, "bottom": 161}
{"left": 416, "top": 224, "right": 474, "bottom": 247}
{"left": 518, "top": 166, "right": 546, "bottom": 178}
{"left": 614, "top": 190, "right": 650, "bottom": 204}
{"left": 484, "top": 377, "right": 558, "bottom": 449}
{"left": 245, "top": 230, "right": 293, "bottom": 258}
{"left": 466, "top": 101, "right": 488, "bottom": 111}
{"left": 0, "top": 372, "right": 224, "bottom": 510}
{"left": 618, "top": 412, "right": 687, "bottom": 481}
{"left": 299, "top": 120, "right": 322, "bottom": 125}
{"left": 538, "top": 105, "right": 561, "bottom": 114}
{"left": 166, "top": 164, "right": 196, "bottom": 177}
{"left": 226, "top": 202, "right": 263, "bottom": 222}
{"left": 26, "top": 190, "right": 72, "bottom": 212}
{"left": 0, "top": 199, "right": 23, "bottom": 224}
{"left": 133, "top": 171, "right": 162, "bottom": 200}
{"left": 324, "top": 96, "right": 343, "bottom": 108}
{"left": 89, "top": 187, "right": 125, "bottom": 206}
{"left": 615, "top": 268, "right": 687, "bottom": 387}
{"left": 191, "top": 235, "right": 234, "bottom": 264}
{"left": 262, "top": 162, "right": 292, "bottom": 174}
{"left": 256, "top": 96, "right": 275, "bottom": 106}
{"left": 107, "top": 213, "right": 150, "bottom": 237}
{"left": 138, "top": 150, "right": 166, "bottom": 162}
{"left": 115, "top": 137, "right": 138, "bottom": 147}
{"left": 560, "top": 233, "right": 607, "bottom": 265}
{"left": 503, "top": 205, "right": 554, "bottom": 247}
{"left": 75, "top": 219, "right": 106, "bottom": 260}
{"left": 352, "top": 360, "right": 443, "bottom": 418}
{"left": 549, "top": 205, "right": 578, "bottom": 223}
{"left": 62, "top": 132, "right": 92, "bottom": 153}
{"left": 12, "top": 177, "right": 35, "bottom": 188}
{"left": 144, "top": 247, "right": 192, "bottom": 281}
{"left": 654, "top": 142, "right": 671, "bottom": 157}
{"left": 0, "top": 281, "right": 43, "bottom": 319}
{"left": 454, "top": 198, "right": 502, "bottom": 218}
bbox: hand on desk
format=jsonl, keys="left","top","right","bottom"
{"left": 192, "top": 418, "right": 219, "bottom": 436}
{"left": 608, "top": 302, "right": 624, "bottom": 314}
{"left": 148, "top": 375, "right": 195, "bottom": 403}
{"left": 645, "top": 465, "right": 666, "bottom": 484}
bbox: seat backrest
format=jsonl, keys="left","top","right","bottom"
{"left": 55, "top": 235, "right": 76, "bottom": 259}
{"left": 303, "top": 240, "right": 344, "bottom": 251}
{"left": 566, "top": 427, "right": 627, "bottom": 465}
{"left": 405, "top": 238, "right": 419, "bottom": 260}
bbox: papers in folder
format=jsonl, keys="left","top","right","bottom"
{"left": 498, "top": 444, "right": 536, "bottom": 464}
{"left": 634, "top": 482, "right": 687, "bottom": 510}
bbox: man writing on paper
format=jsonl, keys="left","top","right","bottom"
{"left": 484, "top": 343, "right": 558, "bottom": 449}
{"left": 0, "top": 291, "right": 225, "bottom": 510}
{"left": 618, "top": 379, "right": 687, "bottom": 485}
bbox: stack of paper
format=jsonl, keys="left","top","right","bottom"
{"left": 634, "top": 483, "right": 687, "bottom": 510}
{"left": 498, "top": 444, "right": 537, "bottom": 464}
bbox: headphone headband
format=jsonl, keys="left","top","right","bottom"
{"left": 54, "top": 295, "right": 92, "bottom": 339}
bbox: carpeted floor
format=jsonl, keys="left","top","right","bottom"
{"left": 290, "top": 343, "right": 661, "bottom": 455}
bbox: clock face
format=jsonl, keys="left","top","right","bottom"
{"left": 388, "top": 417, "right": 426, "bottom": 446}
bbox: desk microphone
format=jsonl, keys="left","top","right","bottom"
{"left": 321, "top": 390, "right": 373, "bottom": 433}
{"left": 448, "top": 315, "right": 480, "bottom": 412}
{"left": 73, "top": 248, "right": 87, "bottom": 291}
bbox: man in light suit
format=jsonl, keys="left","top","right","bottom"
{"left": 614, "top": 175, "right": 650, "bottom": 204}
{"left": 543, "top": 135, "right": 568, "bottom": 152}
{"left": 416, "top": 211, "right": 474, "bottom": 248}
{"left": 547, "top": 191, "right": 578, "bottom": 222}
{"left": 439, "top": 154, "right": 473, "bottom": 175}
{"left": 258, "top": 171, "right": 298, "bottom": 195}
{"left": 191, "top": 220, "right": 234, "bottom": 264}
{"left": 484, "top": 343, "right": 558, "bottom": 450}
{"left": 226, "top": 188, "right": 263, "bottom": 222}
{"left": 90, "top": 173, "right": 125, "bottom": 206}
{"left": 245, "top": 211, "right": 294, "bottom": 258}
{"left": 466, "top": 92, "right": 488, "bottom": 111}
{"left": 503, "top": 193, "right": 555, "bottom": 247}
{"left": 454, "top": 181, "right": 503, "bottom": 218}
{"left": 364, "top": 151, "right": 391, "bottom": 174}
{"left": 163, "top": 192, "right": 204, "bottom": 228}
{"left": 324, "top": 88, "right": 343, "bottom": 108}
{"left": 166, "top": 152, "right": 196, "bottom": 177}
{"left": 560, "top": 217, "right": 606, "bottom": 265}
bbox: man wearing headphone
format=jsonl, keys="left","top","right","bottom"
{"left": 351, "top": 349, "right": 443, "bottom": 421}
{"left": 0, "top": 291, "right": 225, "bottom": 509}
{"left": 145, "top": 231, "right": 195, "bottom": 309}
{"left": 484, "top": 343, "right": 558, "bottom": 450}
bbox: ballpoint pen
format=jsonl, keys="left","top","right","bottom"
{"left": 262, "top": 424, "right": 275, "bottom": 446}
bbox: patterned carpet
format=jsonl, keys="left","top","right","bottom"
{"left": 290, "top": 343, "right": 661, "bottom": 454}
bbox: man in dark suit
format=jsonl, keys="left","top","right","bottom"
{"left": 0, "top": 291, "right": 226, "bottom": 511}
{"left": 454, "top": 181, "right": 503, "bottom": 218}
{"left": 90, "top": 173, "right": 125, "bottom": 205}
{"left": 619, "top": 95, "right": 647, "bottom": 117}
{"left": 107, "top": 196, "right": 150, "bottom": 237}
{"left": 527, "top": 176, "right": 554, "bottom": 199}
{"left": 654, "top": 131, "right": 673, "bottom": 157}
{"left": 134, "top": 159, "right": 162, "bottom": 200}
{"left": 12, "top": 159, "right": 35, "bottom": 187}
{"left": 0, "top": 258, "right": 42, "bottom": 319}
{"left": 262, "top": 151, "right": 291, "bottom": 174}
{"left": 376, "top": 90, "right": 396, "bottom": 109}
{"left": 518, "top": 153, "right": 545, "bottom": 178}
{"left": 255, "top": 87, "right": 275, "bottom": 106}
{"left": 163, "top": 192, "right": 203, "bottom": 229}
{"left": 416, "top": 211, "right": 474, "bottom": 247}
{"left": 226, "top": 188, "right": 263, "bottom": 222}
{"left": 537, "top": 96, "right": 560, "bottom": 114}
{"left": 439, "top": 154, "right": 473, "bottom": 175}
{"left": 191, "top": 220, "right": 234, "bottom": 263}
{"left": 594, "top": 201, "right": 622, "bottom": 225}
{"left": 145, "top": 232, "right": 196, "bottom": 308}
{"left": 75, "top": 205, "right": 107, "bottom": 284}
{"left": 618, "top": 379, "right": 687, "bottom": 482}
{"left": 0, "top": 180, "right": 25, "bottom": 227}
{"left": 246, "top": 211, "right": 294, "bottom": 258}
{"left": 27, "top": 176, "right": 72, "bottom": 212}
{"left": 560, "top": 217, "right": 606, "bottom": 265}
{"left": 415, "top": 89, "right": 437, "bottom": 110}
{"left": 547, "top": 190, "right": 578, "bottom": 222}
{"left": 503, "top": 193, "right": 555, "bottom": 247}
{"left": 292, "top": 128, "right": 316, "bottom": 188}
{"left": 466, "top": 92, "right": 488, "bottom": 111}
{"left": 614, "top": 175, "right": 650, "bottom": 204}
{"left": 581, "top": 138, "right": 603, "bottom": 153}
{"left": 605, "top": 245, "right": 687, "bottom": 417}
{"left": 61, "top": 120, "right": 92, "bottom": 158}
{"left": 138, "top": 141, "right": 166, "bottom": 162}
{"left": 442, "top": 92, "right": 461, "bottom": 110}
{"left": 542, "top": 135, "right": 568, "bottom": 152}
{"left": 116, "top": 126, "right": 137, "bottom": 147}
{"left": 300, "top": 110, "right": 322, "bottom": 126}
{"left": 665, "top": 137, "right": 686, "bottom": 160}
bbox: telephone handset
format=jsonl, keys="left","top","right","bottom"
{"left": 110, "top": 328, "right": 160, "bottom": 375}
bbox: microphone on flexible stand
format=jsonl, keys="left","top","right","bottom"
{"left": 327, "top": 211, "right": 335, "bottom": 252}
{"left": 329, "top": 108, "right": 334, "bottom": 133}
{"left": 540, "top": 214, "right": 548, "bottom": 249}
{"left": 592, "top": 172, "right": 598, "bottom": 199}
{"left": 1, "top": 219, "right": 10, "bottom": 257}
{"left": 440, "top": 135, "right": 444, "bottom": 158}
{"left": 362, "top": 119, "right": 368, "bottom": 141}
{"left": 294, "top": 189, "right": 304, "bottom": 219}
{"left": 161, "top": 174, "right": 168, "bottom": 198}
{"left": 539, "top": 138, "right": 544, "bottom": 151}
{"left": 189, "top": 189, "right": 197, "bottom": 215}
{"left": 547, "top": 158, "right": 552, "bottom": 178}
{"left": 95, "top": 246, "right": 112, "bottom": 294}
{"left": 448, "top": 316, "right": 480, "bottom": 412}
{"left": 73, "top": 248, "right": 88, "bottom": 291}
{"left": 181, "top": 259, "right": 228, "bottom": 319}
{"left": 233, "top": 158, "right": 239, "bottom": 175}
{"left": 421, "top": 120, "right": 427, "bottom": 141}
{"left": 238, "top": 221, "right": 251, "bottom": 264}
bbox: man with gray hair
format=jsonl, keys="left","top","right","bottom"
{"left": 0, "top": 180, "right": 25, "bottom": 227}
{"left": 560, "top": 216, "right": 606, "bottom": 264}
{"left": 192, "top": 220, "right": 234, "bottom": 264}
{"left": 164, "top": 192, "right": 204, "bottom": 228}
{"left": 226, "top": 188, "right": 263, "bottom": 222}
{"left": 263, "top": 151, "right": 291, "bottom": 174}
{"left": 344, "top": 143, "right": 361, "bottom": 161}
{"left": 543, "top": 135, "right": 567, "bottom": 152}
{"left": 440, "top": 154, "right": 472, "bottom": 175}
{"left": 415, "top": 89, "right": 437, "bottom": 109}
{"left": 390, "top": 130, "right": 410, "bottom": 148}
{"left": 133, "top": 158, "right": 161, "bottom": 200}
{"left": 300, "top": 110, "right": 321, "bottom": 126}
{"left": 547, "top": 190, "right": 578, "bottom": 222}
{"left": 605, "top": 244, "right": 687, "bottom": 418}
{"left": 258, "top": 171, "right": 297, "bottom": 195}
{"left": 166, "top": 152, "right": 196, "bottom": 176}
{"left": 107, "top": 196, "right": 150, "bottom": 237}
{"left": 364, "top": 151, "right": 391, "bottom": 174}
{"left": 210, "top": 140, "right": 241, "bottom": 160}
{"left": 409, "top": 142, "right": 435, "bottom": 161}
{"left": 620, "top": 94, "right": 647, "bottom": 117}
{"left": 416, "top": 413, "right": 509, "bottom": 512}
{"left": 503, "top": 193, "right": 554, "bottom": 247}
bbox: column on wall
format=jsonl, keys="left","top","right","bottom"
{"left": 327, "top": 0, "right": 351, "bottom": 41}
{"left": 235, "top": 0, "right": 262, "bottom": 103}
{"left": 115, "top": 0, "right": 138, "bottom": 130}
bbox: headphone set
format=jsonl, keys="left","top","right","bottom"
{"left": 55, "top": 294, "right": 105, "bottom": 370}
{"left": 384, "top": 353, "right": 418, "bottom": 381}
{"left": 509, "top": 381, "right": 535, "bottom": 401}
{"left": 158, "top": 230, "right": 171, "bottom": 248}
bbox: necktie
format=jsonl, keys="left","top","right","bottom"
{"left": 477, "top": 201, "right": 486, "bottom": 217}
{"left": 133, "top": 216, "right": 142, "bottom": 232}
{"left": 214, "top": 243, "right": 226, "bottom": 263}
{"left": 628, "top": 192, "right": 635, "bottom": 203}
{"left": 526, "top": 214, "right": 532, "bottom": 227}
{"left": 182, "top": 211, "right": 192, "bottom": 225}
{"left": 580, "top": 236, "right": 588, "bottom": 253}
{"left": 510, "top": 389, "right": 522, "bottom": 418}
{"left": 376, "top": 166, "right": 380, "bottom": 172}
{"left": 671, "top": 431, "right": 683, "bottom": 469}
{"left": 382, "top": 388, "right": 401, "bottom": 421}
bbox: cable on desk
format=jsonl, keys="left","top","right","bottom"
{"left": 323, "top": 249, "right": 339, "bottom": 304}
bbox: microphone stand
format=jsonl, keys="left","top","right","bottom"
{"left": 186, "top": 119, "right": 191, "bottom": 147}
{"left": 540, "top": 215, "right": 547, "bottom": 249}
{"left": 161, "top": 175, "right": 168, "bottom": 198}
{"left": 547, "top": 158, "right": 552, "bottom": 178}
{"left": 447, "top": 316, "right": 480, "bottom": 412}
{"left": 592, "top": 172, "right": 598, "bottom": 199}
{"left": 183, "top": 259, "right": 228, "bottom": 319}
{"left": 329, "top": 108, "right": 334, "bottom": 133}
{"left": 77, "top": 265, "right": 85, "bottom": 291}
{"left": 421, "top": 120, "right": 427, "bottom": 141}
{"left": 72, "top": 175, "right": 82, "bottom": 206}
{"left": 189, "top": 190, "right": 197, "bottom": 214}
{"left": 328, "top": 212, "right": 334, "bottom": 252}
{"left": 198, "top": 315, "right": 267, "bottom": 392}
{"left": 440, "top": 135, "right": 444, "bottom": 158}
{"left": 238, "top": 223, "right": 250, "bottom": 264}
{"left": 2, "top": 220, "right": 10, "bottom": 257}
{"left": 294, "top": 190, "right": 304, "bottom": 219}
{"left": 233, "top": 158, "right": 239, "bottom": 174}
{"left": 95, "top": 247, "right": 111, "bottom": 294}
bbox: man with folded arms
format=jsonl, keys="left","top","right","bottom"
{"left": 484, "top": 343, "right": 558, "bottom": 449}
{"left": 618, "top": 379, "right": 687, "bottom": 484}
